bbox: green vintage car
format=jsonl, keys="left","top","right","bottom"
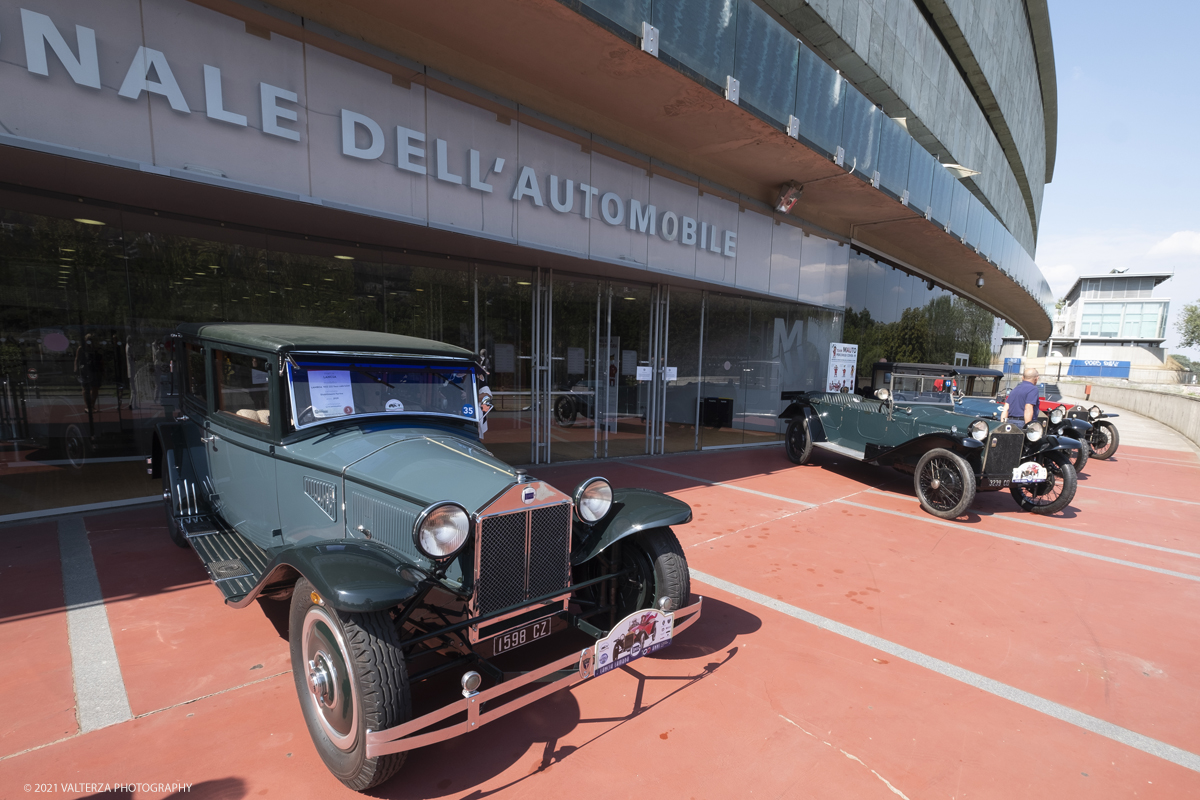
{"left": 150, "top": 323, "right": 701, "bottom": 791}
{"left": 779, "top": 368, "right": 1078, "bottom": 518}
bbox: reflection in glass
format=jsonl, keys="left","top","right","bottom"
{"left": 734, "top": 0, "right": 799, "bottom": 124}
{"left": 653, "top": 0, "right": 737, "bottom": 87}
{"left": 875, "top": 116, "right": 912, "bottom": 198}
{"left": 477, "top": 265, "right": 533, "bottom": 465}
{"left": 577, "top": 0, "right": 651, "bottom": 34}
{"left": 794, "top": 44, "right": 845, "bottom": 156}
{"left": 839, "top": 85, "right": 881, "bottom": 180}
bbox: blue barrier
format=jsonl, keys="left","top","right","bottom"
{"left": 1068, "top": 360, "right": 1131, "bottom": 379}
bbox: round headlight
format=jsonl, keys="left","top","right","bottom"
{"left": 1089, "top": 405, "right": 1101, "bottom": 420}
{"left": 1025, "top": 421, "right": 1044, "bottom": 442}
{"left": 413, "top": 502, "right": 470, "bottom": 560}
{"left": 574, "top": 478, "right": 613, "bottom": 523}
{"left": 969, "top": 419, "right": 989, "bottom": 441}
{"left": 1049, "top": 406, "right": 1064, "bottom": 425}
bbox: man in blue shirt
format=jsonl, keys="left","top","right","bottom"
{"left": 1003, "top": 368, "right": 1041, "bottom": 427}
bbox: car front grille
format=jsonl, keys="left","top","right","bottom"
{"left": 984, "top": 431, "right": 1025, "bottom": 474}
{"left": 473, "top": 503, "right": 572, "bottom": 616}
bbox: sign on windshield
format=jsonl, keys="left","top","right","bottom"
{"left": 286, "top": 358, "right": 478, "bottom": 429}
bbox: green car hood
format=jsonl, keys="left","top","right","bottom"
{"left": 280, "top": 426, "right": 516, "bottom": 511}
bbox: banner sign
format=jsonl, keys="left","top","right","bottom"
{"left": 1003, "top": 358, "right": 1022, "bottom": 374}
{"left": 826, "top": 343, "right": 858, "bottom": 393}
{"left": 1068, "top": 360, "right": 1131, "bottom": 379}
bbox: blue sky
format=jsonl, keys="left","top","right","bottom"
{"left": 1037, "top": 0, "right": 1200, "bottom": 356}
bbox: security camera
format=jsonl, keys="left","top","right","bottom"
{"left": 975, "top": 274, "right": 985, "bottom": 288}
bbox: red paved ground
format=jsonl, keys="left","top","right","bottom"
{"left": 2, "top": 432, "right": 1198, "bottom": 799}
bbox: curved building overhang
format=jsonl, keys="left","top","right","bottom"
{"left": 1026, "top": 0, "right": 1059, "bottom": 183}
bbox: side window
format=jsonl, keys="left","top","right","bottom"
{"left": 185, "top": 343, "right": 208, "bottom": 407}
{"left": 214, "top": 350, "right": 272, "bottom": 427}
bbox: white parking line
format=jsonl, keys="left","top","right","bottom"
{"left": 1076, "top": 485, "right": 1200, "bottom": 506}
{"left": 690, "top": 569, "right": 1200, "bottom": 773}
{"left": 836, "top": 500, "right": 1200, "bottom": 582}
{"left": 863, "top": 489, "right": 1200, "bottom": 560}
{"left": 59, "top": 517, "right": 132, "bottom": 733}
{"left": 623, "top": 462, "right": 816, "bottom": 508}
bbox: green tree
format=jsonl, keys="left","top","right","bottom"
{"left": 1178, "top": 301, "right": 1200, "bottom": 350}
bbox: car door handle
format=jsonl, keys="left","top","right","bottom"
{"left": 200, "top": 434, "right": 219, "bottom": 450}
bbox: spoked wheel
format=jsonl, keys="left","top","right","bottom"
{"left": 784, "top": 416, "right": 813, "bottom": 465}
{"left": 1010, "top": 452, "right": 1077, "bottom": 515}
{"left": 1066, "top": 436, "right": 1090, "bottom": 472}
{"left": 914, "top": 448, "right": 976, "bottom": 519}
{"left": 290, "top": 578, "right": 410, "bottom": 791}
{"left": 63, "top": 423, "right": 88, "bottom": 469}
{"left": 553, "top": 395, "right": 577, "bottom": 427}
{"left": 1088, "top": 421, "right": 1120, "bottom": 460}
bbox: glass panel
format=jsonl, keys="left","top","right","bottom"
{"left": 964, "top": 195, "right": 985, "bottom": 249}
{"left": 578, "top": 0, "right": 651, "bottom": 34}
{"left": 794, "top": 43, "right": 845, "bottom": 156}
{"left": 906, "top": 145, "right": 935, "bottom": 215}
{"left": 875, "top": 116, "right": 911, "bottom": 198}
{"left": 698, "top": 292, "right": 750, "bottom": 448}
{"left": 653, "top": 0, "right": 737, "bottom": 87}
{"left": 949, "top": 180, "right": 970, "bottom": 239}
{"left": 929, "top": 162, "right": 955, "bottom": 229}
{"left": 549, "top": 275, "right": 601, "bottom": 463}
{"left": 380, "top": 256, "right": 473, "bottom": 347}
{"left": 839, "top": 84, "right": 881, "bottom": 180}
{"left": 214, "top": 350, "right": 270, "bottom": 426}
{"left": 734, "top": 0, "right": 798, "bottom": 124}
{"left": 977, "top": 212, "right": 996, "bottom": 260}
{"left": 662, "top": 287, "right": 702, "bottom": 453}
{"left": 603, "top": 282, "right": 654, "bottom": 458}
{"left": 478, "top": 264, "right": 533, "bottom": 464}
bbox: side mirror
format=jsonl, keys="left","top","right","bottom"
{"left": 874, "top": 388, "right": 890, "bottom": 401}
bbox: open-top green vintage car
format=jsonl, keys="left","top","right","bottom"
{"left": 150, "top": 323, "right": 701, "bottom": 791}
{"left": 780, "top": 368, "right": 1079, "bottom": 518}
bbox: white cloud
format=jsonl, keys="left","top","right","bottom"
{"left": 1148, "top": 230, "right": 1200, "bottom": 257}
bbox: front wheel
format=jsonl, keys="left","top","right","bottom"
{"left": 1010, "top": 452, "right": 1077, "bottom": 515}
{"left": 290, "top": 578, "right": 410, "bottom": 791}
{"left": 784, "top": 416, "right": 813, "bottom": 465}
{"left": 1088, "top": 421, "right": 1120, "bottom": 460}
{"left": 553, "top": 395, "right": 577, "bottom": 427}
{"left": 914, "top": 448, "right": 976, "bottom": 519}
{"left": 612, "top": 528, "right": 691, "bottom": 618}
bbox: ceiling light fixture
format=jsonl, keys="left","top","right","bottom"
{"left": 334, "top": 255, "right": 354, "bottom": 260}
{"left": 774, "top": 181, "right": 802, "bottom": 214}
{"left": 74, "top": 218, "right": 105, "bottom": 225}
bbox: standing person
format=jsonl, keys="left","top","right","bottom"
{"left": 1002, "top": 367, "right": 1040, "bottom": 428}
{"left": 74, "top": 333, "right": 104, "bottom": 436}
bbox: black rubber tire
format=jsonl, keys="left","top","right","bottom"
{"left": 784, "top": 416, "right": 813, "bottom": 465}
{"left": 63, "top": 423, "right": 88, "bottom": 469}
{"left": 1088, "top": 421, "right": 1120, "bottom": 460}
{"left": 290, "top": 578, "right": 410, "bottom": 791}
{"left": 161, "top": 468, "right": 189, "bottom": 549}
{"left": 1068, "top": 436, "right": 1090, "bottom": 473}
{"left": 1010, "top": 451, "right": 1077, "bottom": 515}
{"left": 554, "top": 395, "right": 577, "bottom": 427}
{"left": 612, "top": 527, "right": 691, "bottom": 619}
{"left": 914, "top": 448, "right": 976, "bottom": 519}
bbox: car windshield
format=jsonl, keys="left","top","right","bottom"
{"left": 889, "top": 374, "right": 954, "bottom": 406}
{"left": 286, "top": 356, "right": 478, "bottom": 430}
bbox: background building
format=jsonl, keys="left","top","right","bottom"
{"left": 0, "top": 0, "right": 1057, "bottom": 515}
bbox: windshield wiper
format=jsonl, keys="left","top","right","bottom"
{"left": 431, "top": 371, "right": 465, "bottom": 393}
{"left": 350, "top": 367, "right": 394, "bottom": 388}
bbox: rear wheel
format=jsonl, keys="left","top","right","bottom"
{"left": 161, "top": 469, "right": 189, "bottom": 549}
{"left": 784, "top": 416, "right": 813, "bottom": 465}
{"left": 1010, "top": 451, "right": 1077, "bottom": 515}
{"left": 290, "top": 578, "right": 410, "bottom": 791}
{"left": 914, "top": 449, "right": 976, "bottom": 519}
{"left": 553, "top": 395, "right": 577, "bottom": 427}
{"left": 1088, "top": 421, "right": 1119, "bottom": 460}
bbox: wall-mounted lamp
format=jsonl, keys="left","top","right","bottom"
{"left": 925, "top": 279, "right": 936, "bottom": 291}
{"left": 774, "top": 181, "right": 802, "bottom": 214}
{"left": 975, "top": 273, "right": 985, "bottom": 288}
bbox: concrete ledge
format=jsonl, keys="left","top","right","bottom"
{"left": 1059, "top": 382, "right": 1200, "bottom": 452}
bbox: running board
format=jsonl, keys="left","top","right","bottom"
{"left": 813, "top": 441, "right": 866, "bottom": 461}
{"left": 179, "top": 515, "right": 270, "bottom": 603}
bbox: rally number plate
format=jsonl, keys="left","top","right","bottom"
{"left": 580, "top": 608, "right": 674, "bottom": 679}
{"left": 492, "top": 617, "right": 553, "bottom": 656}
{"left": 1011, "top": 461, "right": 1048, "bottom": 484}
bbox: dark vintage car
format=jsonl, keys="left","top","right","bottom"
{"left": 150, "top": 323, "right": 702, "bottom": 791}
{"left": 1038, "top": 385, "right": 1121, "bottom": 460}
{"left": 869, "top": 364, "right": 1093, "bottom": 471}
{"left": 781, "top": 367, "right": 1079, "bottom": 518}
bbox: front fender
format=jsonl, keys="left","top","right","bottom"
{"left": 228, "top": 539, "right": 422, "bottom": 613}
{"left": 1028, "top": 435, "right": 1077, "bottom": 457}
{"left": 571, "top": 488, "right": 692, "bottom": 565}
{"left": 864, "top": 432, "right": 984, "bottom": 464}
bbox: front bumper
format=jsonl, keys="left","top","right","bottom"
{"left": 365, "top": 596, "right": 704, "bottom": 758}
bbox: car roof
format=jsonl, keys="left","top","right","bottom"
{"left": 873, "top": 362, "right": 1003, "bottom": 378}
{"left": 177, "top": 323, "right": 475, "bottom": 360}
